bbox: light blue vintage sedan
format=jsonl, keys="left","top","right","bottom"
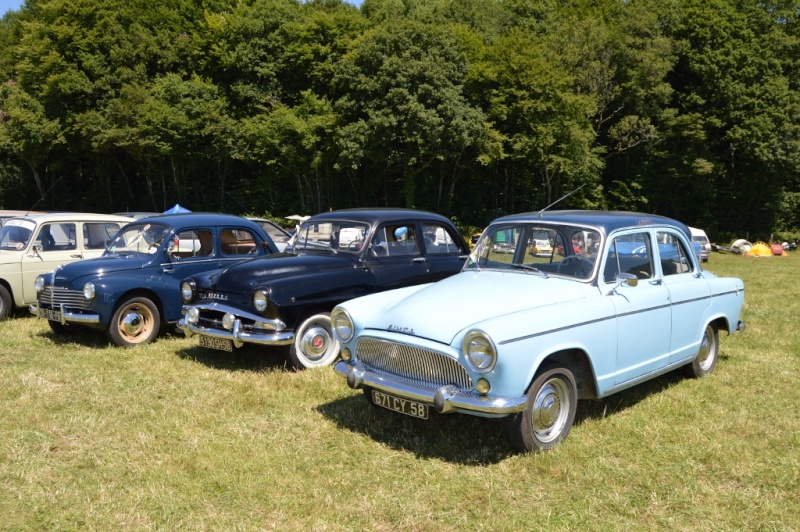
{"left": 332, "top": 211, "right": 745, "bottom": 452}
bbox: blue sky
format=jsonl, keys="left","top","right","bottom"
{"left": 1, "top": 0, "right": 23, "bottom": 16}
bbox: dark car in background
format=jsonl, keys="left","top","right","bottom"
{"left": 178, "top": 208, "right": 469, "bottom": 369}
{"left": 31, "top": 213, "right": 277, "bottom": 346}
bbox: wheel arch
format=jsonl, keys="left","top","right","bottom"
{"left": 110, "top": 288, "right": 166, "bottom": 324}
{"left": 537, "top": 348, "right": 598, "bottom": 400}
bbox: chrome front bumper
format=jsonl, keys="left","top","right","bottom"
{"left": 178, "top": 302, "right": 294, "bottom": 348}
{"left": 29, "top": 302, "right": 101, "bottom": 325}
{"left": 334, "top": 360, "right": 528, "bottom": 416}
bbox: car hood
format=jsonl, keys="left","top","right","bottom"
{"left": 356, "top": 271, "right": 592, "bottom": 345}
{"left": 205, "top": 252, "right": 358, "bottom": 293}
{"left": 52, "top": 255, "right": 148, "bottom": 281}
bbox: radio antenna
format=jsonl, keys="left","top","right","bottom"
{"left": 26, "top": 176, "right": 63, "bottom": 215}
{"left": 538, "top": 183, "right": 587, "bottom": 217}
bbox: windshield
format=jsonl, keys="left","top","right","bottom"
{"left": 466, "top": 223, "right": 602, "bottom": 280}
{"left": 0, "top": 219, "right": 34, "bottom": 251}
{"left": 105, "top": 223, "right": 170, "bottom": 255}
{"left": 289, "top": 220, "right": 371, "bottom": 254}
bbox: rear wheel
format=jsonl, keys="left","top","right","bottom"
{"left": 506, "top": 364, "right": 578, "bottom": 452}
{"left": 684, "top": 324, "right": 718, "bottom": 378}
{"left": 287, "top": 312, "right": 340, "bottom": 370}
{"left": 108, "top": 296, "right": 160, "bottom": 347}
{"left": 0, "top": 285, "right": 11, "bottom": 320}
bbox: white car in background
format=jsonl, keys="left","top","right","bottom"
{"left": 689, "top": 226, "right": 711, "bottom": 262}
{"left": 0, "top": 212, "right": 131, "bottom": 319}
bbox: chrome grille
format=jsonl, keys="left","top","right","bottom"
{"left": 356, "top": 337, "right": 473, "bottom": 390}
{"left": 39, "top": 287, "right": 91, "bottom": 310}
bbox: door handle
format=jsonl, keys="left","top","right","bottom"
{"left": 412, "top": 257, "right": 426, "bottom": 263}
{"left": 70, "top": 254, "right": 83, "bottom": 259}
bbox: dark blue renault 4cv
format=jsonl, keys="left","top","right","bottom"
{"left": 31, "top": 213, "right": 278, "bottom": 346}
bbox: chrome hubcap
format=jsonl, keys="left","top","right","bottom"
{"left": 300, "top": 325, "right": 331, "bottom": 361}
{"left": 122, "top": 311, "right": 144, "bottom": 335}
{"left": 532, "top": 378, "right": 569, "bottom": 443}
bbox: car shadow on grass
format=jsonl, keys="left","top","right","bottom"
{"left": 176, "top": 344, "right": 290, "bottom": 373}
{"left": 317, "top": 368, "right": 697, "bottom": 463}
{"left": 316, "top": 394, "right": 516, "bottom": 465}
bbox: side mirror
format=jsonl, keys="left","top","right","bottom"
{"left": 616, "top": 272, "right": 638, "bottom": 287}
{"left": 166, "top": 238, "right": 177, "bottom": 257}
{"left": 32, "top": 244, "right": 43, "bottom": 255}
{"left": 607, "top": 272, "right": 638, "bottom": 295}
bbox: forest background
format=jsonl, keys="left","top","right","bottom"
{"left": 1, "top": 0, "right": 799, "bottom": 241}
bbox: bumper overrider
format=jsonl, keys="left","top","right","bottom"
{"left": 178, "top": 302, "right": 294, "bottom": 348}
{"left": 334, "top": 360, "right": 528, "bottom": 416}
{"left": 29, "top": 302, "right": 101, "bottom": 325}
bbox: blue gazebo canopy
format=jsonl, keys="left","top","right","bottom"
{"left": 164, "top": 204, "right": 191, "bottom": 214}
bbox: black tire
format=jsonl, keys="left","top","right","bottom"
{"left": 287, "top": 312, "right": 340, "bottom": 370}
{"left": 107, "top": 296, "right": 160, "bottom": 347}
{"left": 506, "top": 363, "right": 578, "bottom": 452}
{"left": 0, "top": 284, "right": 11, "bottom": 320}
{"left": 683, "top": 324, "right": 719, "bottom": 378}
{"left": 48, "top": 320, "right": 83, "bottom": 335}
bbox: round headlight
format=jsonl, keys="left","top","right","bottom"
{"left": 253, "top": 290, "right": 268, "bottom": 312}
{"left": 34, "top": 276, "right": 45, "bottom": 293}
{"left": 222, "top": 313, "right": 236, "bottom": 330}
{"left": 186, "top": 307, "right": 200, "bottom": 324}
{"left": 463, "top": 330, "right": 497, "bottom": 373}
{"left": 181, "top": 280, "right": 195, "bottom": 303}
{"left": 331, "top": 308, "right": 354, "bottom": 342}
{"left": 83, "top": 282, "right": 96, "bottom": 300}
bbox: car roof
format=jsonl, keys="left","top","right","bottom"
{"left": 123, "top": 212, "right": 264, "bottom": 228}
{"left": 11, "top": 212, "right": 133, "bottom": 224}
{"left": 493, "top": 210, "right": 692, "bottom": 237}
{"left": 304, "top": 208, "right": 454, "bottom": 225}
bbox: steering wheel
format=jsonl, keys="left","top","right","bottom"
{"left": 557, "top": 255, "right": 591, "bottom": 277}
{"left": 348, "top": 240, "right": 363, "bottom": 251}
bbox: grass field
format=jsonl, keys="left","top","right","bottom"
{"left": 1, "top": 251, "right": 798, "bottom": 530}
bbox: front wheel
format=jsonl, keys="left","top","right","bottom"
{"left": 506, "top": 364, "right": 578, "bottom": 452}
{"left": 683, "top": 324, "right": 719, "bottom": 378}
{"left": 107, "top": 296, "right": 160, "bottom": 347}
{"left": 287, "top": 312, "right": 340, "bottom": 370}
{"left": 0, "top": 284, "right": 11, "bottom": 320}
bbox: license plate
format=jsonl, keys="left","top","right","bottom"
{"left": 199, "top": 335, "right": 233, "bottom": 352}
{"left": 39, "top": 308, "right": 61, "bottom": 321}
{"left": 372, "top": 390, "right": 429, "bottom": 420}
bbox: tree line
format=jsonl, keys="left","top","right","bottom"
{"left": 1, "top": 0, "right": 799, "bottom": 240}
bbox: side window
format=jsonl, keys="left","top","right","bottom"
{"left": 221, "top": 228, "right": 258, "bottom": 256}
{"left": 373, "top": 224, "right": 419, "bottom": 257}
{"left": 657, "top": 232, "right": 694, "bottom": 276}
{"left": 603, "top": 232, "right": 653, "bottom": 283}
{"left": 421, "top": 223, "right": 460, "bottom": 254}
{"left": 84, "top": 222, "right": 122, "bottom": 250}
{"left": 37, "top": 223, "right": 77, "bottom": 251}
{"left": 172, "top": 230, "right": 213, "bottom": 259}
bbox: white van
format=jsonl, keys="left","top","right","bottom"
{"left": 689, "top": 226, "right": 711, "bottom": 262}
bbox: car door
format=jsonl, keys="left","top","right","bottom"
{"left": 21, "top": 222, "right": 82, "bottom": 303}
{"left": 159, "top": 228, "right": 222, "bottom": 320}
{"left": 420, "top": 221, "right": 468, "bottom": 281}
{"left": 366, "top": 222, "right": 431, "bottom": 290}
{"left": 601, "top": 230, "right": 672, "bottom": 385}
{"left": 656, "top": 230, "right": 711, "bottom": 364}
{"left": 159, "top": 226, "right": 265, "bottom": 321}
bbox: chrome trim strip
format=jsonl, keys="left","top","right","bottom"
{"left": 334, "top": 361, "right": 528, "bottom": 416}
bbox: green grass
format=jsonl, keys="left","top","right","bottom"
{"left": 1, "top": 252, "right": 798, "bottom": 530}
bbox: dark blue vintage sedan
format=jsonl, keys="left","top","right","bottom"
{"left": 31, "top": 213, "right": 277, "bottom": 346}
{"left": 178, "top": 208, "right": 470, "bottom": 369}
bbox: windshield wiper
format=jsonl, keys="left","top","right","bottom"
{"left": 510, "top": 263, "right": 548, "bottom": 277}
